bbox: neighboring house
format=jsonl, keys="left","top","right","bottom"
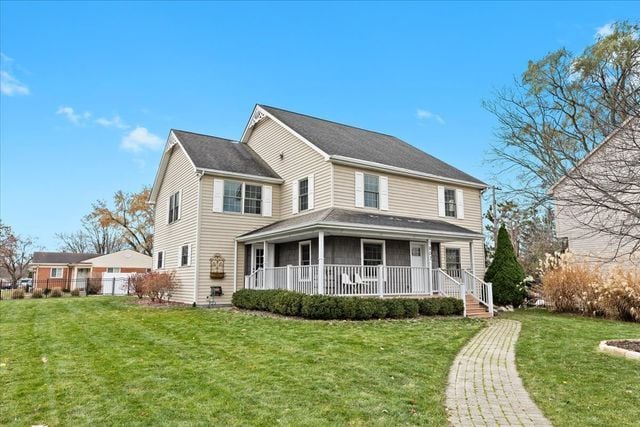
{"left": 550, "top": 118, "right": 640, "bottom": 268}
{"left": 31, "top": 249, "right": 152, "bottom": 289}
{"left": 150, "top": 105, "right": 491, "bottom": 315}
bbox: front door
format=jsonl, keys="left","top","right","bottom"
{"left": 410, "top": 242, "right": 427, "bottom": 293}
{"left": 76, "top": 268, "right": 90, "bottom": 290}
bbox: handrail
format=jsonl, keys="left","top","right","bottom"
{"left": 463, "top": 269, "right": 494, "bottom": 316}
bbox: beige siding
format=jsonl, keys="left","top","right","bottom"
{"left": 440, "top": 241, "right": 486, "bottom": 277}
{"left": 333, "top": 164, "right": 485, "bottom": 271}
{"left": 195, "top": 174, "right": 282, "bottom": 305}
{"left": 152, "top": 142, "right": 199, "bottom": 303}
{"left": 246, "top": 117, "right": 332, "bottom": 218}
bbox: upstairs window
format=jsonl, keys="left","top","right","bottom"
{"left": 223, "top": 181, "right": 242, "bottom": 213}
{"left": 244, "top": 184, "right": 262, "bottom": 215}
{"left": 156, "top": 251, "right": 164, "bottom": 269}
{"left": 364, "top": 174, "right": 379, "bottom": 208}
{"left": 168, "top": 191, "right": 180, "bottom": 223}
{"left": 298, "top": 178, "right": 309, "bottom": 212}
{"left": 444, "top": 189, "right": 457, "bottom": 217}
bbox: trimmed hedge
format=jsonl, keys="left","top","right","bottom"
{"left": 232, "top": 289, "right": 463, "bottom": 320}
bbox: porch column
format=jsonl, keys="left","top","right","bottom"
{"left": 318, "top": 231, "right": 325, "bottom": 294}
{"left": 469, "top": 241, "right": 475, "bottom": 277}
{"left": 426, "top": 239, "right": 432, "bottom": 294}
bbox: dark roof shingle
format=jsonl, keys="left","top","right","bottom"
{"left": 173, "top": 130, "right": 281, "bottom": 179}
{"left": 240, "top": 208, "right": 481, "bottom": 238}
{"left": 260, "top": 105, "right": 485, "bottom": 186}
{"left": 32, "top": 252, "right": 98, "bottom": 264}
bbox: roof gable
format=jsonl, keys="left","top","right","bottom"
{"left": 82, "top": 249, "right": 152, "bottom": 268}
{"left": 256, "top": 105, "right": 486, "bottom": 186}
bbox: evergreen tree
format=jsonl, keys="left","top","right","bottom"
{"left": 484, "top": 225, "right": 526, "bottom": 306}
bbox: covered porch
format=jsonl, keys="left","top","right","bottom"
{"left": 237, "top": 209, "right": 493, "bottom": 316}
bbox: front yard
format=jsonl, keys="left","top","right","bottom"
{"left": 0, "top": 297, "right": 481, "bottom": 426}
{"left": 505, "top": 310, "right": 640, "bottom": 427}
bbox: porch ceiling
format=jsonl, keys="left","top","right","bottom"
{"left": 237, "top": 208, "right": 483, "bottom": 243}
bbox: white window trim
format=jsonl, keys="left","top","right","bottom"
{"left": 156, "top": 250, "right": 165, "bottom": 269}
{"left": 221, "top": 180, "right": 265, "bottom": 216}
{"left": 298, "top": 240, "right": 312, "bottom": 265}
{"left": 444, "top": 187, "right": 457, "bottom": 218}
{"left": 50, "top": 267, "right": 64, "bottom": 279}
{"left": 106, "top": 267, "right": 121, "bottom": 273}
{"left": 168, "top": 190, "right": 182, "bottom": 224}
{"left": 445, "top": 247, "right": 462, "bottom": 271}
{"left": 360, "top": 239, "right": 386, "bottom": 266}
{"left": 251, "top": 243, "right": 265, "bottom": 273}
{"left": 179, "top": 244, "right": 191, "bottom": 267}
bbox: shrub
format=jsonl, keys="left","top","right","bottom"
{"left": 233, "top": 290, "right": 462, "bottom": 320}
{"left": 70, "top": 288, "right": 81, "bottom": 297}
{"left": 11, "top": 289, "right": 25, "bottom": 299}
{"left": 50, "top": 288, "right": 63, "bottom": 298}
{"left": 32, "top": 289, "right": 44, "bottom": 298}
{"left": 128, "top": 273, "right": 148, "bottom": 299}
{"left": 144, "top": 271, "right": 178, "bottom": 302}
{"left": 87, "top": 279, "right": 102, "bottom": 295}
{"left": 485, "top": 225, "right": 527, "bottom": 306}
{"left": 541, "top": 252, "right": 640, "bottom": 322}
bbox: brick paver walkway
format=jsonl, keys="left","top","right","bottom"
{"left": 445, "top": 320, "right": 552, "bottom": 426}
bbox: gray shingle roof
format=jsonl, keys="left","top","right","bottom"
{"left": 173, "top": 130, "right": 281, "bottom": 179}
{"left": 32, "top": 252, "right": 98, "bottom": 264}
{"left": 240, "top": 208, "right": 482, "bottom": 239}
{"left": 260, "top": 105, "right": 486, "bottom": 186}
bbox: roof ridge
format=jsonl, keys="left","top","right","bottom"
{"left": 172, "top": 128, "right": 238, "bottom": 142}
{"left": 259, "top": 104, "right": 404, "bottom": 140}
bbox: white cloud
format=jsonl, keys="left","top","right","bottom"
{"left": 121, "top": 126, "right": 163, "bottom": 152}
{"left": 56, "top": 106, "right": 91, "bottom": 125}
{"left": 0, "top": 70, "right": 29, "bottom": 96}
{"left": 96, "top": 115, "right": 128, "bottom": 129}
{"left": 595, "top": 22, "right": 614, "bottom": 39}
{"left": 416, "top": 108, "right": 445, "bottom": 125}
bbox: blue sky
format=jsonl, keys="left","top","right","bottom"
{"left": 0, "top": 1, "right": 634, "bottom": 250}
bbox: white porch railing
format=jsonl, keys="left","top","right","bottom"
{"left": 462, "top": 269, "right": 494, "bottom": 314}
{"left": 245, "top": 265, "right": 493, "bottom": 317}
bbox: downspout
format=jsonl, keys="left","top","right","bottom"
{"left": 193, "top": 171, "right": 204, "bottom": 305}
{"left": 233, "top": 238, "right": 238, "bottom": 293}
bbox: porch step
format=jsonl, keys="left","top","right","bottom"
{"left": 465, "top": 295, "right": 492, "bottom": 319}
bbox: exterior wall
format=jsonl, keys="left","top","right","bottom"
{"left": 195, "top": 174, "right": 282, "bottom": 305}
{"left": 332, "top": 163, "right": 485, "bottom": 271}
{"left": 85, "top": 250, "right": 152, "bottom": 269}
{"left": 245, "top": 117, "right": 332, "bottom": 219}
{"left": 33, "top": 265, "right": 73, "bottom": 288}
{"left": 152, "top": 142, "right": 200, "bottom": 303}
{"left": 89, "top": 267, "right": 149, "bottom": 279}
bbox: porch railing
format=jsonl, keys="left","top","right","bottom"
{"left": 245, "top": 265, "right": 493, "bottom": 317}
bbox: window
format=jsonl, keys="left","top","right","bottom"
{"left": 244, "top": 184, "right": 262, "bottom": 215}
{"left": 180, "top": 244, "right": 190, "bottom": 267}
{"left": 362, "top": 241, "right": 384, "bottom": 266}
{"left": 106, "top": 267, "right": 121, "bottom": 273}
{"left": 157, "top": 251, "right": 164, "bottom": 269}
{"left": 223, "top": 181, "right": 242, "bottom": 213}
{"left": 298, "top": 178, "right": 309, "bottom": 212}
{"left": 364, "top": 174, "right": 379, "bottom": 208}
{"left": 168, "top": 191, "right": 180, "bottom": 223}
{"left": 445, "top": 248, "right": 461, "bottom": 275}
{"left": 253, "top": 247, "right": 264, "bottom": 272}
{"left": 50, "top": 267, "right": 63, "bottom": 279}
{"left": 299, "top": 241, "right": 311, "bottom": 266}
{"left": 444, "top": 189, "right": 457, "bottom": 217}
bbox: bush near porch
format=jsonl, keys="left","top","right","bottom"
{"left": 232, "top": 289, "right": 463, "bottom": 320}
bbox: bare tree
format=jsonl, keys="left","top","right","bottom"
{"left": 485, "top": 21, "right": 640, "bottom": 260}
{"left": 91, "top": 187, "right": 154, "bottom": 256}
{"left": 0, "top": 221, "right": 37, "bottom": 285}
{"left": 56, "top": 214, "right": 123, "bottom": 254}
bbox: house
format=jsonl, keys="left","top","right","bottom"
{"left": 31, "top": 249, "right": 152, "bottom": 289}
{"left": 550, "top": 117, "right": 640, "bottom": 267}
{"left": 149, "top": 105, "right": 493, "bottom": 316}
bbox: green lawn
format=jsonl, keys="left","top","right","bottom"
{"left": 505, "top": 310, "right": 640, "bottom": 427}
{"left": 0, "top": 297, "right": 483, "bottom": 426}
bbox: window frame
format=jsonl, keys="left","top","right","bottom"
{"left": 106, "top": 267, "right": 121, "bottom": 273}
{"left": 363, "top": 174, "right": 380, "bottom": 209}
{"left": 156, "top": 251, "right": 164, "bottom": 269}
{"left": 243, "top": 184, "right": 263, "bottom": 215}
{"left": 180, "top": 244, "right": 191, "bottom": 267}
{"left": 223, "top": 180, "right": 243, "bottom": 214}
{"left": 444, "top": 188, "right": 457, "bottom": 218}
{"left": 298, "top": 240, "right": 312, "bottom": 266}
{"left": 168, "top": 190, "right": 181, "bottom": 224}
{"left": 252, "top": 245, "right": 265, "bottom": 272}
{"left": 360, "top": 239, "right": 386, "bottom": 266}
{"left": 50, "top": 267, "right": 64, "bottom": 279}
{"left": 445, "top": 248, "right": 461, "bottom": 274}
{"left": 298, "top": 177, "right": 309, "bottom": 212}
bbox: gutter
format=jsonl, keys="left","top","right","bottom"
{"left": 195, "top": 168, "right": 284, "bottom": 184}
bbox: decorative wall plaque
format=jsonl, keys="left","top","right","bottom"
{"left": 210, "top": 254, "right": 225, "bottom": 279}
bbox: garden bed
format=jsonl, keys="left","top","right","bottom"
{"left": 599, "top": 339, "right": 640, "bottom": 360}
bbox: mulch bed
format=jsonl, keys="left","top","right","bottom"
{"left": 130, "top": 299, "right": 190, "bottom": 308}
{"left": 606, "top": 340, "right": 640, "bottom": 353}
